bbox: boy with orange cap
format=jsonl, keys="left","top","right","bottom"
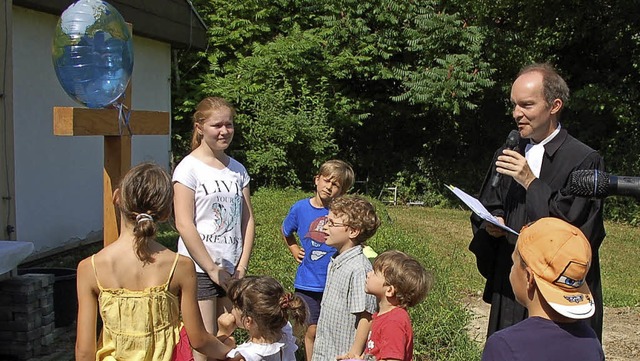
{"left": 481, "top": 217, "right": 604, "bottom": 360}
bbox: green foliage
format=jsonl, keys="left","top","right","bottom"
{"left": 307, "top": 0, "right": 495, "bottom": 195}
{"left": 173, "top": 0, "right": 495, "bottom": 190}
{"left": 391, "top": 8, "right": 494, "bottom": 115}
{"left": 157, "top": 224, "right": 179, "bottom": 251}
{"left": 171, "top": 0, "right": 640, "bottom": 221}
{"left": 235, "top": 84, "right": 337, "bottom": 187}
{"left": 603, "top": 197, "right": 640, "bottom": 226}
{"left": 385, "top": 167, "right": 453, "bottom": 208}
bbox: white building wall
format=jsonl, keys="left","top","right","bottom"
{"left": 12, "top": 6, "right": 171, "bottom": 254}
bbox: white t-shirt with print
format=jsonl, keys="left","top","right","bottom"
{"left": 173, "top": 155, "right": 250, "bottom": 274}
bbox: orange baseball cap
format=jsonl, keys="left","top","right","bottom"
{"left": 517, "top": 217, "right": 594, "bottom": 319}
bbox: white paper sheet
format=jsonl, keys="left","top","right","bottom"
{"left": 447, "top": 185, "right": 519, "bottom": 235}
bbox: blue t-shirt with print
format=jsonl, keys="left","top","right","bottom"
{"left": 282, "top": 198, "right": 336, "bottom": 292}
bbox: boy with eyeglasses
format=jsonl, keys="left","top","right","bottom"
{"left": 311, "top": 195, "right": 380, "bottom": 361}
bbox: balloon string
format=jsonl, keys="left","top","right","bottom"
{"left": 114, "top": 99, "right": 132, "bottom": 136}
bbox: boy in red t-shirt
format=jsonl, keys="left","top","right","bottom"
{"left": 360, "top": 250, "right": 433, "bottom": 361}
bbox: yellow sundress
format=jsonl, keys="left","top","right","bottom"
{"left": 92, "top": 253, "right": 182, "bottom": 361}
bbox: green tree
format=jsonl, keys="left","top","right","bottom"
{"left": 308, "top": 0, "right": 494, "bottom": 201}
{"left": 172, "top": 0, "right": 495, "bottom": 194}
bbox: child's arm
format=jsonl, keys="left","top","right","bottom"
{"left": 282, "top": 232, "right": 305, "bottom": 263}
{"left": 174, "top": 183, "right": 231, "bottom": 287}
{"left": 281, "top": 206, "right": 305, "bottom": 263}
{"left": 235, "top": 185, "right": 255, "bottom": 279}
{"left": 75, "top": 258, "right": 98, "bottom": 361}
{"left": 216, "top": 314, "right": 247, "bottom": 361}
{"left": 216, "top": 311, "right": 237, "bottom": 349}
{"left": 176, "top": 256, "right": 232, "bottom": 359}
{"left": 338, "top": 312, "right": 372, "bottom": 360}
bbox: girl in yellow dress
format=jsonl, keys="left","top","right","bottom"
{"left": 75, "top": 163, "right": 231, "bottom": 361}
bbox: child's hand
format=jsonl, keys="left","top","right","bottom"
{"left": 289, "top": 244, "right": 305, "bottom": 263}
{"left": 217, "top": 312, "right": 237, "bottom": 336}
{"left": 233, "top": 266, "right": 247, "bottom": 280}
{"left": 208, "top": 267, "right": 232, "bottom": 290}
{"left": 336, "top": 352, "right": 363, "bottom": 360}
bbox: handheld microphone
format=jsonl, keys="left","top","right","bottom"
{"left": 567, "top": 169, "right": 640, "bottom": 199}
{"left": 491, "top": 130, "right": 521, "bottom": 188}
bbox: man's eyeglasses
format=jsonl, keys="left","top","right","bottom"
{"left": 326, "top": 218, "right": 349, "bottom": 228}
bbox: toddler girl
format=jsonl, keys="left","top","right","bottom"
{"left": 218, "top": 276, "right": 307, "bottom": 361}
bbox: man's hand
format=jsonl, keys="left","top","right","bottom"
{"left": 486, "top": 217, "right": 507, "bottom": 238}
{"left": 288, "top": 244, "right": 305, "bottom": 263}
{"left": 496, "top": 149, "right": 536, "bottom": 189}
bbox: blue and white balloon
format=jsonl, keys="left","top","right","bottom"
{"left": 52, "top": 0, "right": 133, "bottom": 108}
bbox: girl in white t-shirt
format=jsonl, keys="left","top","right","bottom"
{"left": 173, "top": 97, "right": 255, "bottom": 361}
{"left": 218, "top": 276, "right": 307, "bottom": 361}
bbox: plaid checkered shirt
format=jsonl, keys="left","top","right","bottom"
{"left": 311, "top": 245, "right": 378, "bottom": 361}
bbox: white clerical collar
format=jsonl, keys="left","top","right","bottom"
{"left": 525, "top": 124, "right": 561, "bottom": 178}
{"left": 531, "top": 123, "right": 562, "bottom": 146}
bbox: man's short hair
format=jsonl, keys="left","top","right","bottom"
{"left": 329, "top": 195, "right": 380, "bottom": 244}
{"left": 373, "top": 250, "right": 433, "bottom": 308}
{"left": 317, "top": 159, "right": 355, "bottom": 195}
{"left": 518, "top": 63, "right": 570, "bottom": 109}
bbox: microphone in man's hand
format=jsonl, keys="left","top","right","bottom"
{"left": 567, "top": 169, "right": 640, "bottom": 199}
{"left": 490, "top": 130, "right": 521, "bottom": 188}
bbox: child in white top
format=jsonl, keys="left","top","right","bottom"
{"left": 218, "top": 276, "right": 307, "bottom": 361}
{"left": 173, "top": 97, "right": 255, "bottom": 361}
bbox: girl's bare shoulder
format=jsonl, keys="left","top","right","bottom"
{"left": 175, "top": 254, "right": 196, "bottom": 274}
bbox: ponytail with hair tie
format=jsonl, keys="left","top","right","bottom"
{"left": 136, "top": 213, "right": 154, "bottom": 223}
{"left": 279, "top": 293, "right": 293, "bottom": 309}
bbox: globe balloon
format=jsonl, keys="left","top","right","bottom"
{"left": 52, "top": 0, "right": 133, "bottom": 108}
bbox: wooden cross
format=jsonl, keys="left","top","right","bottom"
{"left": 53, "top": 83, "right": 170, "bottom": 246}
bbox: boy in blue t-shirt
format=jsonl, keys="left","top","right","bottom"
{"left": 281, "top": 160, "right": 354, "bottom": 361}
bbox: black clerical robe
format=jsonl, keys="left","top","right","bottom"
{"left": 469, "top": 128, "right": 606, "bottom": 340}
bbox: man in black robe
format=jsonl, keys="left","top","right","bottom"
{"left": 469, "top": 63, "right": 606, "bottom": 340}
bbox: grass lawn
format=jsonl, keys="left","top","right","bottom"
{"left": 598, "top": 220, "right": 640, "bottom": 306}
{"left": 386, "top": 204, "right": 640, "bottom": 307}
{"left": 249, "top": 189, "right": 482, "bottom": 360}
{"left": 31, "top": 188, "right": 640, "bottom": 360}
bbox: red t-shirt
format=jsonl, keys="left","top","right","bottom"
{"left": 364, "top": 307, "right": 413, "bottom": 361}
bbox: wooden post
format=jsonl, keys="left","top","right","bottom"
{"left": 53, "top": 80, "right": 169, "bottom": 246}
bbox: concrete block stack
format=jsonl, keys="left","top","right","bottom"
{"left": 0, "top": 274, "right": 56, "bottom": 360}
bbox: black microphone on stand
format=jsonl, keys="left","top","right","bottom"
{"left": 567, "top": 170, "right": 640, "bottom": 199}
{"left": 491, "top": 130, "right": 521, "bottom": 188}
